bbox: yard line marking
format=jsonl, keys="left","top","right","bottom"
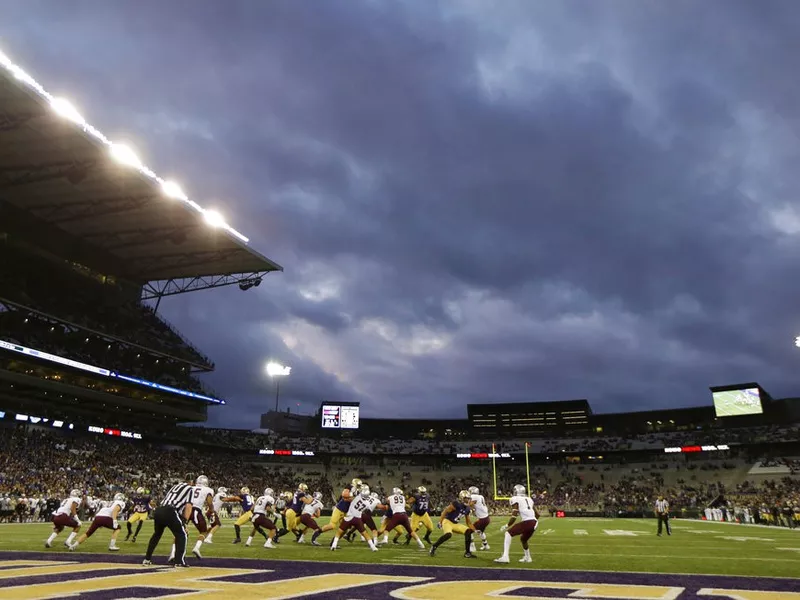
{"left": 573, "top": 529, "right": 589, "bottom": 536}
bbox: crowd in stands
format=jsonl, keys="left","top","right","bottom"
{"left": 173, "top": 423, "right": 800, "bottom": 456}
{"left": 0, "top": 247, "right": 213, "bottom": 370}
{"left": 0, "top": 307, "right": 214, "bottom": 395}
{"left": 1, "top": 424, "right": 797, "bottom": 527}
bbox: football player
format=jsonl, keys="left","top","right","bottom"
{"left": 226, "top": 487, "right": 255, "bottom": 544}
{"left": 69, "top": 493, "right": 126, "bottom": 552}
{"left": 495, "top": 484, "right": 538, "bottom": 564}
{"left": 429, "top": 490, "right": 476, "bottom": 559}
{"left": 125, "top": 487, "right": 153, "bottom": 543}
{"left": 46, "top": 489, "right": 83, "bottom": 548}
{"left": 408, "top": 486, "right": 433, "bottom": 544}
{"left": 318, "top": 478, "right": 362, "bottom": 539}
{"left": 469, "top": 485, "right": 491, "bottom": 551}
{"left": 204, "top": 486, "right": 228, "bottom": 544}
{"left": 246, "top": 488, "right": 277, "bottom": 548}
{"left": 302, "top": 492, "right": 325, "bottom": 545}
{"left": 330, "top": 485, "right": 378, "bottom": 551}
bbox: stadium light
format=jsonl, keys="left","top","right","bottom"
{"left": 50, "top": 97, "right": 85, "bottom": 126}
{"left": 161, "top": 180, "right": 188, "bottom": 201}
{"left": 0, "top": 46, "right": 252, "bottom": 245}
{"left": 203, "top": 209, "right": 227, "bottom": 228}
{"left": 110, "top": 143, "right": 143, "bottom": 169}
{"left": 795, "top": 336, "right": 800, "bottom": 348}
{"left": 266, "top": 362, "right": 291, "bottom": 412}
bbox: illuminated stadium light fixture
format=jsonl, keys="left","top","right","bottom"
{"left": 0, "top": 46, "right": 251, "bottom": 245}
{"left": 203, "top": 209, "right": 227, "bottom": 228}
{"left": 161, "top": 179, "right": 188, "bottom": 201}
{"left": 50, "top": 97, "right": 85, "bottom": 126}
{"left": 266, "top": 361, "right": 290, "bottom": 412}
{"left": 110, "top": 143, "right": 143, "bottom": 169}
{"left": 795, "top": 335, "right": 800, "bottom": 348}
{"left": 266, "top": 362, "right": 291, "bottom": 377}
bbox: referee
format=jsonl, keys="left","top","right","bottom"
{"left": 143, "top": 479, "right": 194, "bottom": 566}
{"left": 655, "top": 495, "right": 671, "bottom": 537}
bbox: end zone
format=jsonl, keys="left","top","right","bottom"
{"left": 0, "top": 552, "right": 797, "bottom": 599}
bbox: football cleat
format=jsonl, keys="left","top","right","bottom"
{"left": 494, "top": 556, "right": 510, "bottom": 563}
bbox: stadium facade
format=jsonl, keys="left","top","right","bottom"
{"left": 0, "top": 52, "right": 281, "bottom": 431}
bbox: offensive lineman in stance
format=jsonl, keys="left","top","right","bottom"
{"left": 46, "top": 489, "right": 83, "bottom": 548}
{"left": 495, "top": 484, "right": 538, "bottom": 564}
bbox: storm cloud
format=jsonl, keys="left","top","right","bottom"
{"left": 3, "top": 0, "right": 800, "bottom": 427}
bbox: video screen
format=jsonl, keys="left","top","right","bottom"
{"left": 320, "top": 404, "right": 360, "bottom": 429}
{"left": 321, "top": 405, "right": 341, "bottom": 429}
{"left": 713, "top": 387, "right": 763, "bottom": 417}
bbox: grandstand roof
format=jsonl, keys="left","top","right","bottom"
{"left": 0, "top": 55, "right": 283, "bottom": 283}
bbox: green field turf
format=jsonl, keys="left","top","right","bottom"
{"left": 1, "top": 517, "right": 799, "bottom": 578}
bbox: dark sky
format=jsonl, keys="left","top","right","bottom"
{"left": 3, "top": 1, "right": 800, "bottom": 429}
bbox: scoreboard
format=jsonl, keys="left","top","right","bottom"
{"left": 321, "top": 403, "right": 360, "bottom": 429}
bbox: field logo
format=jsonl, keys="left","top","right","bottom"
{"left": 0, "top": 553, "right": 798, "bottom": 600}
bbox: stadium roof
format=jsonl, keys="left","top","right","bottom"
{"left": 0, "top": 49, "right": 282, "bottom": 284}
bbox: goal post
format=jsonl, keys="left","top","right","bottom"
{"left": 492, "top": 442, "right": 531, "bottom": 500}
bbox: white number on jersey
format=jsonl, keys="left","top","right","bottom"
{"left": 56, "top": 497, "right": 79, "bottom": 516}
{"left": 388, "top": 494, "right": 406, "bottom": 513}
{"left": 471, "top": 494, "right": 489, "bottom": 519}
{"left": 348, "top": 497, "right": 368, "bottom": 518}
{"left": 191, "top": 486, "right": 214, "bottom": 510}
{"left": 302, "top": 498, "right": 324, "bottom": 516}
{"left": 510, "top": 495, "right": 536, "bottom": 521}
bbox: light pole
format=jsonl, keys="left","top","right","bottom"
{"left": 266, "top": 362, "right": 291, "bottom": 412}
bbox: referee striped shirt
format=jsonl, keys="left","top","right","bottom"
{"left": 162, "top": 483, "right": 194, "bottom": 510}
{"left": 655, "top": 499, "right": 669, "bottom": 513}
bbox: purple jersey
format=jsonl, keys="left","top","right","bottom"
{"left": 411, "top": 493, "right": 430, "bottom": 516}
{"left": 444, "top": 500, "right": 471, "bottom": 523}
{"left": 132, "top": 496, "right": 151, "bottom": 514}
{"left": 290, "top": 490, "right": 306, "bottom": 512}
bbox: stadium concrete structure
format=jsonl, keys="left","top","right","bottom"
{"left": 0, "top": 53, "right": 281, "bottom": 427}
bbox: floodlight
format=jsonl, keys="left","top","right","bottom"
{"left": 9, "top": 65, "right": 34, "bottom": 85}
{"left": 203, "top": 209, "right": 226, "bottom": 228}
{"left": 0, "top": 46, "right": 254, "bottom": 245}
{"left": 266, "top": 362, "right": 291, "bottom": 377}
{"left": 50, "top": 97, "right": 85, "bottom": 126}
{"left": 795, "top": 336, "right": 800, "bottom": 348}
{"left": 161, "top": 180, "right": 188, "bottom": 201}
{"left": 110, "top": 143, "right": 143, "bottom": 169}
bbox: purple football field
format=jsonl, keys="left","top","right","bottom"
{"left": 0, "top": 550, "right": 797, "bottom": 599}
